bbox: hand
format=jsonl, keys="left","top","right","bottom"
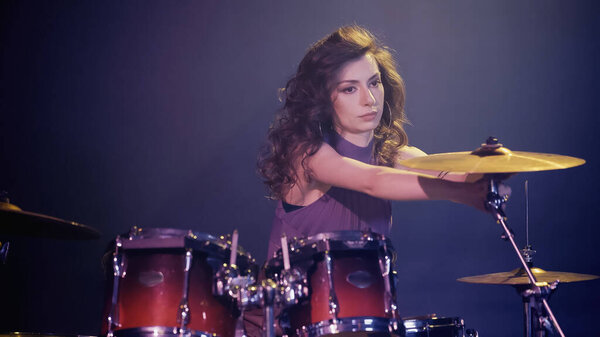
{"left": 455, "top": 177, "right": 512, "bottom": 213}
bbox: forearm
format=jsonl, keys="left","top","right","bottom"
{"left": 365, "top": 167, "right": 465, "bottom": 202}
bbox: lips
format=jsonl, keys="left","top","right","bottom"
{"left": 359, "top": 111, "right": 378, "bottom": 120}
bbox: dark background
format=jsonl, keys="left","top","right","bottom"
{"left": 1, "top": 1, "right": 599, "bottom": 336}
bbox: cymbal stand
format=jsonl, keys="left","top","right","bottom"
{"left": 486, "top": 178, "right": 565, "bottom": 337}
{"left": 515, "top": 280, "right": 558, "bottom": 337}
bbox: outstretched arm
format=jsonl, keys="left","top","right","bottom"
{"left": 307, "top": 143, "right": 490, "bottom": 211}
{"left": 393, "top": 145, "right": 484, "bottom": 182}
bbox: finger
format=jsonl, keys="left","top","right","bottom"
{"left": 498, "top": 184, "right": 512, "bottom": 197}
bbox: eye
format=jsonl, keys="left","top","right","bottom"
{"left": 341, "top": 86, "right": 356, "bottom": 94}
{"left": 369, "top": 79, "right": 382, "bottom": 87}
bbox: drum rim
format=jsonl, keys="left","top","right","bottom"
{"left": 0, "top": 333, "right": 95, "bottom": 337}
{"left": 296, "top": 316, "right": 402, "bottom": 337}
{"left": 297, "top": 230, "right": 389, "bottom": 246}
{"left": 110, "top": 326, "right": 216, "bottom": 337}
{"left": 288, "top": 230, "right": 394, "bottom": 253}
{"left": 123, "top": 227, "right": 254, "bottom": 261}
{"left": 403, "top": 316, "right": 465, "bottom": 329}
{"left": 127, "top": 227, "right": 217, "bottom": 241}
{"left": 266, "top": 230, "right": 395, "bottom": 270}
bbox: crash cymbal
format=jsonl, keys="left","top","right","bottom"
{"left": 457, "top": 267, "right": 599, "bottom": 285}
{"left": 399, "top": 137, "right": 585, "bottom": 173}
{"left": 0, "top": 201, "right": 100, "bottom": 240}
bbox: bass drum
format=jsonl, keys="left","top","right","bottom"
{"left": 101, "top": 227, "right": 256, "bottom": 337}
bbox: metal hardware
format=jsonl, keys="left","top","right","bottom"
{"left": 487, "top": 177, "right": 565, "bottom": 337}
{"left": 296, "top": 317, "right": 398, "bottom": 337}
{"left": 403, "top": 316, "right": 464, "bottom": 336}
{"left": 378, "top": 240, "right": 398, "bottom": 319}
{"left": 107, "top": 235, "right": 124, "bottom": 337}
{"left": 280, "top": 267, "right": 308, "bottom": 306}
{"left": 177, "top": 249, "right": 193, "bottom": 332}
{"left": 323, "top": 239, "right": 339, "bottom": 319}
{"left": 110, "top": 326, "right": 212, "bottom": 337}
{"left": 262, "top": 279, "right": 277, "bottom": 337}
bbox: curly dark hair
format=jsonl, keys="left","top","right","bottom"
{"left": 258, "top": 25, "right": 409, "bottom": 200}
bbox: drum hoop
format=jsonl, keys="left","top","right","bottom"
{"left": 289, "top": 230, "right": 394, "bottom": 253}
{"left": 266, "top": 230, "right": 395, "bottom": 271}
{"left": 403, "top": 316, "right": 464, "bottom": 329}
{"left": 296, "top": 316, "right": 401, "bottom": 337}
{"left": 121, "top": 227, "right": 254, "bottom": 262}
{"left": 115, "top": 226, "right": 256, "bottom": 269}
{"left": 0, "top": 333, "right": 95, "bottom": 337}
{"left": 298, "top": 230, "right": 388, "bottom": 245}
{"left": 110, "top": 326, "right": 216, "bottom": 337}
{"left": 127, "top": 227, "right": 217, "bottom": 241}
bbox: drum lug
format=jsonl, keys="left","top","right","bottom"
{"left": 323, "top": 239, "right": 340, "bottom": 319}
{"left": 107, "top": 235, "right": 125, "bottom": 335}
{"left": 177, "top": 249, "right": 193, "bottom": 330}
{"left": 378, "top": 241, "right": 399, "bottom": 319}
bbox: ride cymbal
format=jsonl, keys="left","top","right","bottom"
{"left": 0, "top": 201, "right": 100, "bottom": 240}
{"left": 457, "top": 267, "right": 599, "bottom": 285}
{"left": 399, "top": 137, "right": 585, "bottom": 173}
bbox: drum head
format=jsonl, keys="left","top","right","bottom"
{"left": 119, "top": 227, "right": 255, "bottom": 271}
{"left": 267, "top": 230, "right": 395, "bottom": 271}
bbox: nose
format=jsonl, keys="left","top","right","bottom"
{"left": 362, "top": 87, "right": 376, "bottom": 106}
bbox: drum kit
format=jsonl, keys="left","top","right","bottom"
{"left": 1, "top": 138, "right": 597, "bottom": 337}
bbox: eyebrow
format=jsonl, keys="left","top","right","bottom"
{"left": 335, "top": 72, "right": 381, "bottom": 86}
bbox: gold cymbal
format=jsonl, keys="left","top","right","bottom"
{"left": 457, "top": 267, "right": 599, "bottom": 285}
{"left": 0, "top": 201, "right": 100, "bottom": 240}
{"left": 399, "top": 139, "right": 585, "bottom": 173}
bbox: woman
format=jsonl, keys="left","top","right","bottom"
{"left": 258, "top": 25, "right": 506, "bottom": 258}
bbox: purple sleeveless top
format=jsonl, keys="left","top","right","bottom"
{"left": 267, "top": 131, "right": 392, "bottom": 257}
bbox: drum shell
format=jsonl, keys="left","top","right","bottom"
{"left": 101, "top": 248, "right": 238, "bottom": 337}
{"left": 287, "top": 249, "right": 393, "bottom": 331}
{"left": 132, "top": 250, "right": 233, "bottom": 333}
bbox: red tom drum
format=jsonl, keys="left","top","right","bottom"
{"left": 102, "top": 228, "right": 255, "bottom": 337}
{"left": 266, "top": 231, "right": 402, "bottom": 337}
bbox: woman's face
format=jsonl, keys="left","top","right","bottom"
{"left": 330, "top": 53, "right": 384, "bottom": 143}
